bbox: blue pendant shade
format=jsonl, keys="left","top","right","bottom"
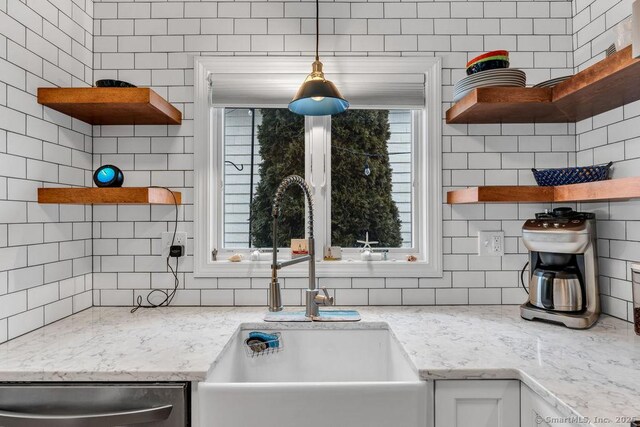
{"left": 289, "top": 61, "right": 349, "bottom": 116}
{"left": 288, "top": 0, "right": 349, "bottom": 118}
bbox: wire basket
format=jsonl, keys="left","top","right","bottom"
{"left": 243, "top": 332, "right": 283, "bottom": 358}
{"left": 531, "top": 162, "right": 613, "bottom": 187}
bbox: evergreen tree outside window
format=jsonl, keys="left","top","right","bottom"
{"left": 330, "top": 110, "right": 403, "bottom": 248}
{"left": 250, "top": 109, "right": 305, "bottom": 248}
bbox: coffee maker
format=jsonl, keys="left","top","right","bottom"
{"left": 520, "top": 207, "right": 600, "bottom": 329}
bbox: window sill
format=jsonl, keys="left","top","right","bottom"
{"left": 193, "top": 258, "right": 442, "bottom": 278}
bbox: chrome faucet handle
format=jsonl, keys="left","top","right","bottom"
{"left": 314, "top": 287, "right": 334, "bottom": 306}
{"left": 322, "top": 287, "right": 334, "bottom": 305}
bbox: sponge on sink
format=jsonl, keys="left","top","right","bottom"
{"left": 245, "top": 331, "right": 280, "bottom": 353}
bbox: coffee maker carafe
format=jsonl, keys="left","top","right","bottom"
{"left": 520, "top": 207, "right": 600, "bottom": 329}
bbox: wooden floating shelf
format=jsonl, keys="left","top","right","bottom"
{"left": 38, "top": 188, "right": 182, "bottom": 205}
{"left": 447, "top": 87, "right": 566, "bottom": 124}
{"left": 447, "top": 177, "right": 640, "bottom": 204}
{"left": 447, "top": 46, "right": 640, "bottom": 124}
{"left": 37, "top": 88, "right": 182, "bottom": 125}
{"left": 447, "top": 186, "right": 555, "bottom": 204}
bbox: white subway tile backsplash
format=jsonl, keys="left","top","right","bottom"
{"left": 468, "top": 287, "right": 502, "bottom": 305}
{"left": 416, "top": 3, "right": 450, "bottom": 19}
{"left": 386, "top": 278, "right": 418, "bottom": 289}
{"left": 100, "top": 289, "right": 133, "bottom": 306}
{"left": 0, "top": 153, "right": 27, "bottom": 179}
{"left": 352, "top": 278, "right": 385, "bottom": 289}
{"left": 486, "top": 271, "right": 518, "bottom": 288}
{"left": 94, "top": 3, "right": 117, "bottom": 20}
{"left": 102, "top": 20, "right": 134, "bottom": 37}
{"left": 135, "top": 20, "right": 167, "bottom": 37}
{"left": 3, "top": 0, "right": 628, "bottom": 340}
{"left": 216, "top": 277, "right": 251, "bottom": 290}
{"left": 28, "top": 282, "right": 59, "bottom": 309}
{"left": 28, "top": 243, "right": 59, "bottom": 266}
{"left": 44, "top": 260, "right": 72, "bottom": 283}
{"left": 44, "top": 296, "right": 72, "bottom": 323}
{"left": 451, "top": 2, "right": 483, "bottom": 19}
{"left": 335, "top": 289, "right": 368, "bottom": 306}
{"left": 118, "top": 3, "right": 150, "bottom": 20}
{"left": 0, "top": 290, "right": 26, "bottom": 318}
{"left": 8, "top": 265, "right": 44, "bottom": 292}
{"left": 369, "top": 289, "right": 401, "bottom": 305}
{"left": 0, "top": 9, "right": 26, "bottom": 45}
{"left": 7, "top": 132, "right": 42, "bottom": 160}
{"left": 352, "top": 3, "right": 383, "bottom": 19}
{"left": 8, "top": 307, "right": 43, "bottom": 339}
{"left": 351, "top": 35, "right": 384, "bottom": 52}
{"left": 436, "top": 288, "right": 468, "bottom": 305}
{"left": 118, "top": 272, "right": 150, "bottom": 289}
{"left": 60, "top": 240, "right": 85, "bottom": 260}
{"left": 0, "top": 227, "right": 7, "bottom": 249}
{"left": 0, "top": 105, "right": 25, "bottom": 135}
{"left": 102, "top": 256, "right": 134, "bottom": 273}
{"left": 402, "top": 288, "right": 435, "bottom": 305}
{"left": 234, "top": 289, "right": 266, "bottom": 306}
{"left": 453, "top": 271, "right": 485, "bottom": 288}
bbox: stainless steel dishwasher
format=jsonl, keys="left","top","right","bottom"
{"left": 0, "top": 382, "right": 189, "bottom": 426}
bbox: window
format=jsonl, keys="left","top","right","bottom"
{"left": 194, "top": 57, "right": 442, "bottom": 277}
{"left": 221, "top": 108, "right": 415, "bottom": 254}
{"left": 222, "top": 108, "right": 304, "bottom": 249}
{"left": 330, "top": 109, "right": 414, "bottom": 251}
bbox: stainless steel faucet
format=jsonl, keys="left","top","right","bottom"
{"left": 269, "top": 175, "right": 334, "bottom": 317}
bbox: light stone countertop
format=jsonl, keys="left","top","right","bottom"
{"left": 0, "top": 305, "right": 638, "bottom": 426}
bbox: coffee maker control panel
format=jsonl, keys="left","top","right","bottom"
{"left": 524, "top": 207, "right": 595, "bottom": 232}
{"left": 523, "top": 218, "right": 588, "bottom": 231}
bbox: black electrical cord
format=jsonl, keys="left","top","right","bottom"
{"left": 131, "top": 187, "right": 180, "bottom": 313}
{"left": 520, "top": 261, "right": 530, "bottom": 295}
{"left": 225, "top": 160, "right": 244, "bottom": 171}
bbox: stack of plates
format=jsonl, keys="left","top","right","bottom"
{"left": 453, "top": 69, "right": 526, "bottom": 102}
{"left": 533, "top": 76, "right": 572, "bottom": 88}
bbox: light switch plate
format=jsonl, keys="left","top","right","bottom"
{"left": 478, "top": 231, "right": 505, "bottom": 257}
{"left": 161, "top": 231, "right": 187, "bottom": 257}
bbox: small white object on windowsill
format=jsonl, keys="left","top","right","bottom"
{"left": 361, "top": 250, "right": 383, "bottom": 261}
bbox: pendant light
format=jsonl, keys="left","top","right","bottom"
{"left": 288, "top": 0, "right": 349, "bottom": 116}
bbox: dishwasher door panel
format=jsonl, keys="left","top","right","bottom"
{"left": 0, "top": 382, "right": 188, "bottom": 427}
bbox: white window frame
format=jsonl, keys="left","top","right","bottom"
{"left": 194, "top": 56, "right": 442, "bottom": 278}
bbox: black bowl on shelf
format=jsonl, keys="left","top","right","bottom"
{"left": 95, "top": 79, "right": 137, "bottom": 88}
{"left": 466, "top": 59, "right": 510, "bottom": 75}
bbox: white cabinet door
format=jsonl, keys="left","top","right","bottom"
{"left": 521, "top": 384, "right": 569, "bottom": 427}
{"left": 435, "top": 380, "right": 520, "bottom": 427}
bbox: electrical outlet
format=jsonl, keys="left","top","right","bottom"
{"left": 162, "top": 231, "right": 187, "bottom": 257}
{"left": 478, "top": 231, "right": 505, "bottom": 257}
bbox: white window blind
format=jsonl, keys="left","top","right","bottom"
{"left": 207, "top": 57, "right": 427, "bottom": 109}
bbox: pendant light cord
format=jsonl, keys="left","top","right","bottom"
{"left": 315, "top": 0, "right": 319, "bottom": 61}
